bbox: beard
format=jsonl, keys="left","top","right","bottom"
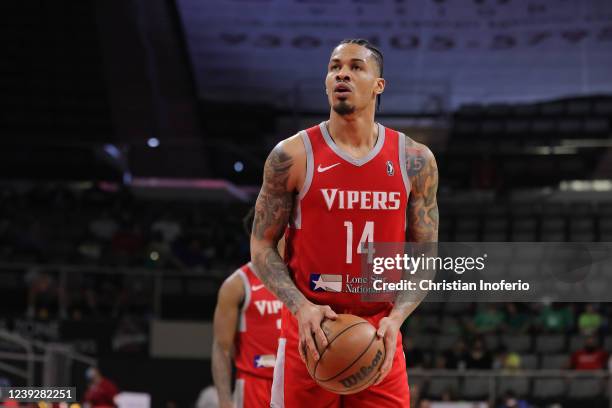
{"left": 332, "top": 100, "right": 356, "bottom": 116}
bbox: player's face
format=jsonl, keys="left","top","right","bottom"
{"left": 325, "top": 44, "right": 385, "bottom": 116}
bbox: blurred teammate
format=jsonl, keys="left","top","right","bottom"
{"left": 212, "top": 209, "right": 283, "bottom": 408}
{"left": 251, "top": 39, "right": 438, "bottom": 407}
{"left": 83, "top": 367, "right": 119, "bottom": 408}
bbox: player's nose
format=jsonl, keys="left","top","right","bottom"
{"left": 335, "top": 67, "right": 351, "bottom": 82}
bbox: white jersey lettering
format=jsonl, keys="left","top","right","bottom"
{"left": 320, "top": 189, "right": 401, "bottom": 211}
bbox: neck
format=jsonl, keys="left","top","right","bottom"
{"left": 327, "top": 107, "right": 377, "bottom": 148}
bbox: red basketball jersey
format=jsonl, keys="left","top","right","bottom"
{"left": 234, "top": 262, "right": 282, "bottom": 379}
{"left": 285, "top": 122, "right": 410, "bottom": 316}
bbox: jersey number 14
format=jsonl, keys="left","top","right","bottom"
{"left": 343, "top": 221, "right": 374, "bottom": 264}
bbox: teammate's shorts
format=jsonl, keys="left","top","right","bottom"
{"left": 270, "top": 308, "right": 410, "bottom": 408}
{"left": 235, "top": 371, "right": 274, "bottom": 408}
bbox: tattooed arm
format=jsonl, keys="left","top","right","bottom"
{"left": 375, "top": 138, "right": 439, "bottom": 384}
{"left": 251, "top": 138, "right": 336, "bottom": 363}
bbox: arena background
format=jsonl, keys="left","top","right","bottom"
{"left": 1, "top": 0, "right": 612, "bottom": 407}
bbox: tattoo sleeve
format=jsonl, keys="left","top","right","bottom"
{"left": 406, "top": 141, "right": 439, "bottom": 243}
{"left": 251, "top": 143, "right": 306, "bottom": 314}
{"left": 390, "top": 139, "right": 439, "bottom": 320}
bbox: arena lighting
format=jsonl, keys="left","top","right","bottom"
{"left": 561, "top": 139, "right": 612, "bottom": 148}
{"left": 234, "top": 161, "right": 244, "bottom": 172}
{"left": 147, "top": 137, "right": 160, "bottom": 148}
{"left": 123, "top": 172, "right": 133, "bottom": 185}
{"left": 103, "top": 144, "right": 121, "bottom": 159}
{"left": 559, "top": 179, "right": 612, "bottom": 191}
{"left": 529, "top": 146, "right": 578, "bottom": 155}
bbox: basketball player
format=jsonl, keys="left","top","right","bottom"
{"left": 212, "top": 209, "right": 283, "bottom": 408}
{"left": 251, "top": 39, "right": 439, "bottom": 407}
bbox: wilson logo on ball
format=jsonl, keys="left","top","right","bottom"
{"left": 339, "top": 348, "right": 383, "bottom": 388}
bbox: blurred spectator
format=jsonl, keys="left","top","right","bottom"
{"left": 404, "top": 315, "right": 424, "bottom": 334}
{"left": 84, "top": 367, "right": 119, "bottom": 408}
{"left": 578, "top": 303, "right": 603, "bottom": 335}
{"left": 498, "top": 391, "right": 530, "bottom": 408}
{"left": 444, "top": 340, "right": 468, "bottom": 370}
{"left": 570, "top": 336, "right": 608, "bottom": 370}
{"left": 195, "top": 385, "right": 219, "bottom": 408}
{"left": 145, "top": 231, "right": 179, "bottom": 269}
{"left": 417, "top": 399, "right": 431, "bottom": 408}
{"left": 15, "top": 220, "right": 47, "bottom": 261}
{"left": 89, "top": 210, "right": 119, "bottom": 241}
{"left": 403, "top": 336, "right": 428, "bottom": 368}
{"left": 503, "top": 303, "right": 530, "bottom": 333}
{"left": 494, "top": 346, "right": 522, "bottom": 371}
{"left": 472, "top": 304, "right": 504, "bottom": 334}
{"left": 410, "top": 383, "right": 421, "bottom": 408}
{"left": 78, "top": 238, "right": 103, "bottom": 263}
{"left": 173, "top": 237, "right": 208, "bottom": 270}
{"left": 151, "top": 211, "right": 182, "bottom": 244}
{"left": 465, "top": 338, "right": 493, "bottom": 369}
{"left": 0, "top": 377, "right": 18, "bottom": 407}
{"left": 111, "top": 221, "right": 144, "bottom": 263}
{"left": 112, "top": 315, "right": 148, "bottom": 353}
{"left": 537, "top": 303, "right": 573, "bottom": 333}
{"left": 25, "top": 267, "right": 65, "bottom": 319}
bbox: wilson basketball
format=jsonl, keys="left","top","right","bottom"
{"left": 305, "top": 314, "right": 385, "bottom": 395}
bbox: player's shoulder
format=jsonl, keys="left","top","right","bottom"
{"left": 218, "top": 266, "right": 247, "bottom": 303}
{"left": 401, "top": 133, "right": 436, "bottom": 165}
{"left": 270, "top": 132, "right": 306, "bottom": 161}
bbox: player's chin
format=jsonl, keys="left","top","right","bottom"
{"left": 332, "top": 101, "right": 356, "bottom": 116}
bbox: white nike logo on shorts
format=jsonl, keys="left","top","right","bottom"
{"left": 317, "top": 163, "right": 341, "bottom": 173}
{"left": 252, "top": 284, "right": 265, "bottom": 291}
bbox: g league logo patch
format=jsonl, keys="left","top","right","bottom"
{"left": 386, "top": 161, "right": 394, "bottom": 176}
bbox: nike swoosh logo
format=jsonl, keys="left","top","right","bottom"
{"left": 252, "top": 285, "right": 265, "bottom": 291}
{"left": 317, "top": 163, "right": 341, "bottom": 173}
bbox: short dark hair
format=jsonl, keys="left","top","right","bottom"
{"left": 242, "top": 207, "right": 255, "bottom": 237}
{"left": 338, "top": 38, "right": 384, "bottom": 76}
{"left": 336, "top": 39, "right": 384, "bottom": 111}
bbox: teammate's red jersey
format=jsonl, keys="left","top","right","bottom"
{"left": 285, "top": 122, "right": 410, "bottom": 317}
{"left": 234, "top": 262, "right": 282, "bottom": 379}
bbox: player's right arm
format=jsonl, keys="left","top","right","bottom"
{"left": 212, "top": 272, "right": 243, "bottom": 408}
{"left": 251, "top": 137, "right": 337, "bottom": 362}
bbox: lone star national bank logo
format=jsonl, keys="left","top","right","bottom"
{"left": 310, "top": 274, "right": 342, "bottom": 292}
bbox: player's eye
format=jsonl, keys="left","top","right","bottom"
{"left": 330, "top": 65, "right": 340, "bottom": 71}
{"left": 352, "top": 65, "right": 362, "bottom": 71}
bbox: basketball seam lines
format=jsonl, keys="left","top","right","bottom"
{"left": 312, "top": 321, "right": 367, "bottom": 378}
{"left": 317, "top": 332, "right": 379, "bottom": 384}
{"left": 316, "top": 326, "right": 381, "bottom": 383}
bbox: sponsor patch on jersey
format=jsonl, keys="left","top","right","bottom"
{"left": 310, "top": 274, "right": 342, "bottom": 292}
{"left": 254, "top": 354, "right": 276, "bottom": 368}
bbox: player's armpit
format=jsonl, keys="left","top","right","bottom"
{"left": 251, "top": 140, "right": 306, "bottom": 315}
{"left": 211, "top": 272, "right": 244, "bottom": 406}
{"left": 406, "top": 140, "right": 439, "bottom": 242}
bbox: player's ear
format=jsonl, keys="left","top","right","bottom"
{"left": 375, "top": 78, "right": 385, "bottom": 95}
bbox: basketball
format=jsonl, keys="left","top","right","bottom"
{"left": 305, "top": 314, "right": 386, "bottom": 395}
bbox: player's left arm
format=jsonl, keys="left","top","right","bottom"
{"left": 374, "top": 138, "right": 439, "bottom": 385}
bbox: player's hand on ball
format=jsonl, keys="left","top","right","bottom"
{"left": 373, "top": 316, "right": 401, "bottom": 385}
{"left": 295, "top": 301, "right": 337, "bottom": 363}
